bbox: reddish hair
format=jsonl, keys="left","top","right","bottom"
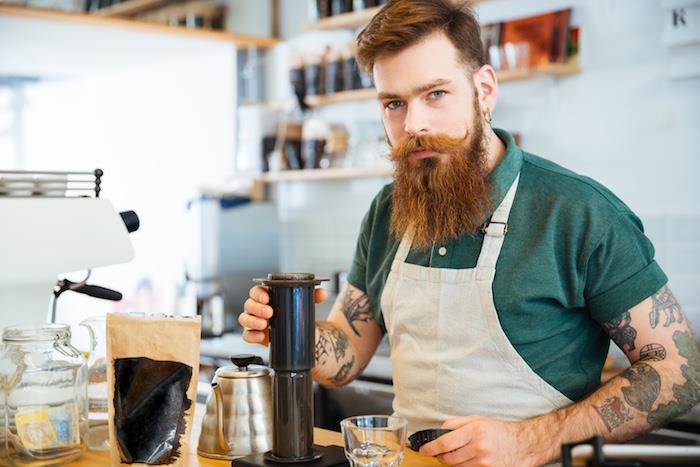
{"left": 356, "top": 0, "right": 485, "bottom": 78}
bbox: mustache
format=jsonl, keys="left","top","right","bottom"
{"left": 390, "top": 133, "right": 470, "bottom": 162}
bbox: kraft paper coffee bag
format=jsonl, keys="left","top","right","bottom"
{"left": 106, "top": 313, "right": 201, "bottom": 466}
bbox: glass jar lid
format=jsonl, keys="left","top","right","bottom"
{"left": 2, "top": 323, "right": 71, "bottom": 342}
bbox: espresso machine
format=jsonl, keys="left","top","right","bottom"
{"left": 0, "top": 169, "right": 138, "bottom": 328}
{"left": 233, "top": 273, "right": 347, "bottom": 467}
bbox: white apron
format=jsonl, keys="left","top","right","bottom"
{"left": 380, "top": 175, "right": 573, "bottom": 435}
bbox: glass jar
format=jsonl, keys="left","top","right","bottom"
{"left": 0, "top": 324, "right": 88, "bottom": 466}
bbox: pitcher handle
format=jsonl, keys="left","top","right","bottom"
{"left": 79, "top": 320, "right": 98, "bottom": 357}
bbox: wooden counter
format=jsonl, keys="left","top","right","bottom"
{"left": 68, "top": 405, "right": 441, "bottom": 467}
{"left": 71, "top": 428, "right": 439, "bottom": 466}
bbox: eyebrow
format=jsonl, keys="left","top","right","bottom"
{"left": 377, "top": 79, "right": 452, "bottom": 100}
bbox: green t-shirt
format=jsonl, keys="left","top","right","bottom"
{"left": 347, "top": 128, "right": 668, "bottom": 401}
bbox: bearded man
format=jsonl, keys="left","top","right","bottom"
{"left": 240, "top": 1, "right": 700, "bottom": 465}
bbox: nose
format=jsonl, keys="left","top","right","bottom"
{"left": 403, "top": 103, "right": 430, "bottom": 137}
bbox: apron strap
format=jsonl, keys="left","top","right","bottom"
{"left": 395, "top": 227, "right": 415, "bottom": 263}
{"left": 476, "top": 174, "right": 520, "bottom": 278}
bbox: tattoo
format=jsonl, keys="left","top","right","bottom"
{"left": 594, "top": 397, "right": 632, "bottom": 432}
{"left": 315, "top": 323, "right": 348, "bottom": 365}
{"left": 640, "top": 343, "right": 666, "bottom": 361}
{"left": 342, "top": 290, "right": 373, "bottom": 336}
{"left": 603, "top": 312, "right": 637, "bottom": 352}
{"left": 647, "top": 331, "right": 700, "bottom": 427}
{"left": 650, "top": 286, "right": 683, "bottom": 329}
{"left": 620, "top": 363, "right": 661, "bottom": 413}
{"left": 332, "top": 356, "right": 356, "bottom": 384}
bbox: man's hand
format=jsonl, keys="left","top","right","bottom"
{"left": 420, "top": 415, "right": 535, "bottom": 467}
{"left": 239, "top": 285, "right": 327, "bottom": 346}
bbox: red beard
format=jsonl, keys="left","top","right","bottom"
{"left": 389, "top": 106, "right": 492, "bottom": 249}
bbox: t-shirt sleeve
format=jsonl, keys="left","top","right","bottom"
{"left": 346, "top": 208, "right": 371, "bottom": 295}
{"left": 585, "top": 210, "right": 668, "bottom": 324}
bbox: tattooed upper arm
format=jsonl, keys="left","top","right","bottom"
{"left": 601, "top": 285, "right": 688, "bottom": 362}
{"left": 649, "top": 285, "right": 684, "bottom": 329}
{"left": 597, "top": 285, "right": 700, "bottom": 428}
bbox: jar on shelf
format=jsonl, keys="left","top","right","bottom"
{"left": 324, "top": 46, "right": 344, "bottom": 95}
{"left": 331, "top": 0, "right": 353, "bottom": 16}
{"left": 302, "top": 119, "right": 329, "bottom": 170}
{"left": 312, "top": 0, "right": 332, "bottom": 20}
{"left": 289, "top": 52, "right": 307, "bottom": 110}
{"left": 304, "top": 51, "right": 324, "bottom": 97}
{"left": 341, "top": 43, "right": 363, "bottom": 91}
{"left": 0, "top": 324, "right": 88, "bottom": 466}
{"left": 353, "top": 0, "right": 379, "bottom": 10}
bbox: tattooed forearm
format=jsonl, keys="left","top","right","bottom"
{"left": 332, "top": 356, "right": 356, "bottom": 384}
{"left": 594, "top": 397, "right": 632, "bottom": 432}
{"left": 620, "top": 363, "right": 661, "bottom": 413}
{"left": 647, "top": 330, "right": 700, "bottom": 427}
{"left": 603, "top": 311, "right": 637, "bottom": 352}
{"left": 313, "top": 322, "right": 360, "bottom": 387}
{"left": 650, "top": 286, "right": 683, "bottom": 329}
{"left": 342, "top": 289, "right": 373, "bottom": 336}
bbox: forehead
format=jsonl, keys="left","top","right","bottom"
{"left": 372, "top": 31, "right": 470, "bottom": 95}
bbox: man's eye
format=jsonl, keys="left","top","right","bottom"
{"left": 385, "top": 100, "right": 404, "bottom": 110}
{"left": 429, "top": 90, "right": 446, "bottom": 99}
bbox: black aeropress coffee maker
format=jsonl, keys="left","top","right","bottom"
{"left": 235, "top": 273, "right": 347, "bottom": 467}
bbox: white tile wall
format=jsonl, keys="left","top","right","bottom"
{"left": 275, "top": 177, "right": 390, "bottom": 279}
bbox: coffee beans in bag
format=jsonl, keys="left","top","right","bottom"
{"left": 106, "top": 313, "right": 201, "bottom": 465}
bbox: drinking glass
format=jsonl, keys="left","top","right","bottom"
{"left": 340, "top": 415, "right": 407, "bottom": 467}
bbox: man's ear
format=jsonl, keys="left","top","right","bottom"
{"left": 473, "top": 64, "right": 499, "bottom": 115}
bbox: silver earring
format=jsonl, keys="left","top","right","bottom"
{"left": 484, "top": 108, "right": 493, "bottom": 125}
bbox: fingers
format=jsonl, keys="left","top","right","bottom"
{"left": 435, "top": 444, "right": 476, "bottom": 466}
{"left": 314, "top": 287, "right": 327, "bottom": 304}
{"left": 250, "top": 285, "right": 269, "bottom": 304}
{"left": 243, "top": 296, "right": 273, "bottom": 320}
{"left": 241, "top": 286, "right": 273, "bottom": 346}
{"left": 242, "top": 329, "right": 269, "bottom": 346}
{"left": 420, "top": 429, "right": 471, "bottom": 457}
{"left": 239, "top": 308, "right": 270, "bottom": 330}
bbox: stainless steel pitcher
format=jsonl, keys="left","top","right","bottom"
{"left": 197, "top": 354, "right": 273, "bottom": 460}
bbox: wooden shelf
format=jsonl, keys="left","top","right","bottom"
{"left": 94, "top": 0, "right": 175, "bottom": 17}
{"left": 497, "top": 62, "right": 581, "bottom": 82}
{"left": 301, "top": 62, "right": 580, "bottom": 107}
{"left": 304, "top": 88, "right": 377, "bottom": 107}
{"left": 305, "top": 6, "right": 381, "bottom": 30}
{"left": 0, "top": 5, "right": 278, "bottom": 48}
{"left": 259, "top": 166, "right": 393, "bottom": 183}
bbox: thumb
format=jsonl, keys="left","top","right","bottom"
{"left": 314, "top": 287, "right": 328, "bottom": 304}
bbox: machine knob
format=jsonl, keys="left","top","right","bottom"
{"left": 231, "top": 354, "right": 264, "bottom": 370}
{"left": 119, "top": 210, "right": 140, "bottom": 233}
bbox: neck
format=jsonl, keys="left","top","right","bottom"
{"left": 484, "top": 127, "right": 507, "bottom": 174}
